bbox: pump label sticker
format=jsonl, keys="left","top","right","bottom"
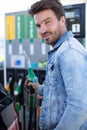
{"left": 11, "top": 55, "right": 25, "bottom": 68}
{"left": 72, "top": 24, "right": 80, "bottom": 33}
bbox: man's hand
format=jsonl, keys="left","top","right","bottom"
{"left": 24, "top": 79, "right": 39, "bottom": 92}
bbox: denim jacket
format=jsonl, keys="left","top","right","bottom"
{"left": 38, "top": 31, "right": 87, "bottom": 130}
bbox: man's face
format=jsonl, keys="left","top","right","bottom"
{"left": 34, "top": 9, "right": 66, "bottom": 47}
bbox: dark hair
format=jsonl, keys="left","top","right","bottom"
{"left": 28, "top": 0, "right": 65, "bottom": 20}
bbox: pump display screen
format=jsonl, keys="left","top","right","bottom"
{"left": 65, "top": 9, "right": 80, "bottom": 18}
{"left": 64, "top": 4, "right": 85, "bottom": 38}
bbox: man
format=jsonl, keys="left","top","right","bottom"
{"left": 26, "top": 0, "right": 87, "bottom": 129}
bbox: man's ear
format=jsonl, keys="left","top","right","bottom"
{"left": 61, "top": 16, "right": 66, "bottom": 24}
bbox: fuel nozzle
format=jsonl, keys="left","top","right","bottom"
{"left": 26, "top": 68, "right": 38, "bottom": 94}
{"left": 14, "top": 77, "right": 23, "bottom": 113}
{"left": 23, "top": 50, "right": 38, "bottom": 94}
{"left": 14, "top": 78, "right": 22, "bottom": 96}
{"left": 5, "top": 77, "right": 13, "bottom": 93}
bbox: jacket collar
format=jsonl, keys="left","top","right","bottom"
{"left": 54, "top": 31, "right": 73, "bottom": 49}
{"left": 48, "top": 31, "right": 73, "bottom": 58}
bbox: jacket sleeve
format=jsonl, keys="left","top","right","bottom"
{"left": 54, "top": 49, "right": 87, "bottom": 130}
{"left": 38, "top": 84, "right": 44, "bottom": 96}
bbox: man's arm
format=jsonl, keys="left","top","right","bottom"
{"left": 54, "top": 49, "right": 87, "bottom": 130}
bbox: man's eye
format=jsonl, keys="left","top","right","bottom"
{"left": 45, "top": 21, "right": 51, "bottom": 25}
{"left": 36, "top": 25, "right": 40, "bottom": 28}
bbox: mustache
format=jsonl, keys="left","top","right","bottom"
{"left": 42, "top": 32, "right": 51, "bottom": 37}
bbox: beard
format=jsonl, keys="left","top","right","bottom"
{"left": 42, "top": 31, "right": 61, "bottom": 47}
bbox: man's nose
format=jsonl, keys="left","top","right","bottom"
{"left": 39, "top": 24, "right": 47, "bottom": 35}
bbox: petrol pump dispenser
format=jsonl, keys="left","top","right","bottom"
{"left": 64, "top": 3, "right": 86, "bottom": 46}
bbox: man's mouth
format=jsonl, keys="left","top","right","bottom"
{"left": 42, "top": 33, "right": 51, "bottom": 40}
